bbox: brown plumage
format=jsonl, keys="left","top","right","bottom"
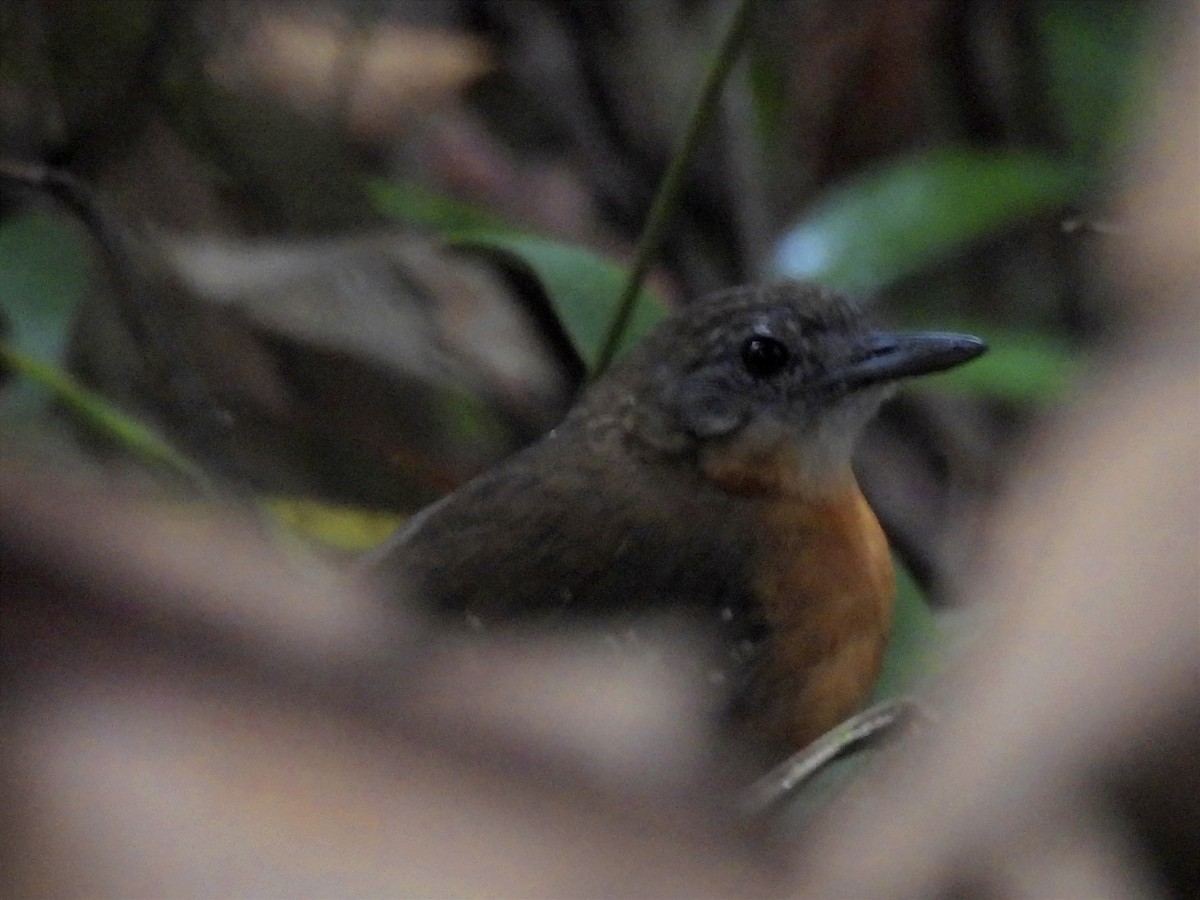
{"left": 369, "top": 282, "right": 985, "bottom": 748}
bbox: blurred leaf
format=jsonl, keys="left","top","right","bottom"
{"left": 449, "top": 230, "right": 668, "bottom": 371}
{"left": 772, "top": 149, "right": 1082, "bottom": 294}
{"left": 0, "top": 213, "right": 90, "bottom": 362}
{"left": 0, "top": 340, "right": 207, "bottom": 486}
{"left": 920, "top": 326, "right": 1081, "bottom": 402}
{"left": 1034, "top": 0, "right": 1149, "bottom": 162}
{"left": 871, "top": 558, "right": 941, "bottom": 702}
{"left": 264, "top": 496, "right": 403, "bottom": 552}
{"left": 366, "top": 178, "right": 508, "bottom": 232}
{"left": 0, "top": 213, "right": 92, "bottom": 420}
{"left": 368, "top": 178, "right": 668, "bottom": 370}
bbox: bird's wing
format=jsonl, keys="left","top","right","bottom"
{"left": 372, "top": 433, "right": 757, "bottom": 629}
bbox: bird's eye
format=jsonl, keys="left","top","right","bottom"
{"left": 741, "top": 335, "right": 790, "bottom": 378}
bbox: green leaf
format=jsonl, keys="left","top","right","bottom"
{"left": 921, "top": 326, "right": 1081, "bottom": 402}
{"left": 366, "top": 178, "right": 508, "bottom": 233}
{"left": 772, "top": 149, "right": 1082, "bottom": 294}
{"left": 0, "top": 212, "right": 90, "bottom": 362}
{"left": 449, "top": 230, "right": 668, "bottom": 371}
{"left": 367, "top": 179, "right": 668, "bottom": 370}
{"left": 263, "top": 496, "right": 404, "bottom": 553}
{"left": 1034, "top": 0, "right": 1149, "bottom": 162}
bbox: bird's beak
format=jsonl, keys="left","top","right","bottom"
{"left": 826, "top": 331, "right": 987, "bottom": 392}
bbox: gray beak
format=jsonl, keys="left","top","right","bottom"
{"left": 826, "top": 331, "right": 987, "bottom": 392}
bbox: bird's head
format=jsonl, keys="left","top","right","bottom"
{"left": 587, "top": 282, "right": 986, "bottom": 493}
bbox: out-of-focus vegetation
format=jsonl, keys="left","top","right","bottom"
{"left": 0, "top": 0, "right": 1155, "bottom": 808}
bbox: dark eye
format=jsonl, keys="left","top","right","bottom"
{"left": 741, "top": 335, "right": 790, "bottom": 378}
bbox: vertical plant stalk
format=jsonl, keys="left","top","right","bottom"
{"left": 593, "top": 0, "right": 758, "bottom": 376}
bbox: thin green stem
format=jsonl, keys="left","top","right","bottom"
{"left": 0, "top": 340, "right": 212, "bottom": 490}
{"left": 593, "top": 0, "right": 758, "bottom": 377}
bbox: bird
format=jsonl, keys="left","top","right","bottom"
{"left": 367, "top": 281, "right": 986, "bottom": 749}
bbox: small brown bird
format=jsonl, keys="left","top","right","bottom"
{"left": 370, "top": 282, "right": 985, "bottom": 748}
